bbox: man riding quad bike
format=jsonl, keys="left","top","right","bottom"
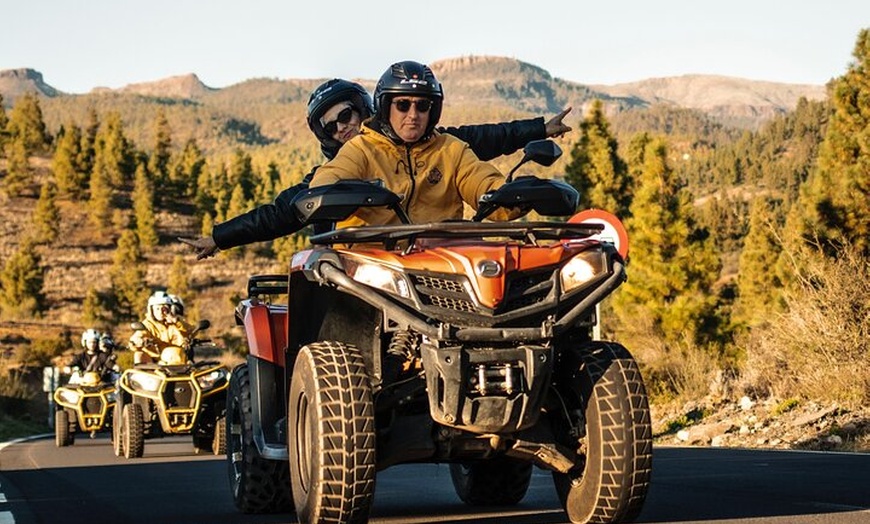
{"left": 227, "top": 139, "right": 652, "bottom": 524}
{"left": 53, "top": 329, "right": 120, "bottom": 447}
{"left": 113, "top": 312, "right": 229, "bottom": 459}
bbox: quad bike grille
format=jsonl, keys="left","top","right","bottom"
{"left": 411, "top": 274, "right": 477, "bottom": 312}
{"left": 82, "top": 396, "right": 105, "bottom": 415}
{"left": 409, "top": 268, "right": 558, "bottom": 316}
{"left": 162, "top": 380, "right": 196, "bottom": 409}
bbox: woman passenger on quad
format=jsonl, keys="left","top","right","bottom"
{"left": 179, "top": 77, "right": 571, "bottom": 259}
{"left": 309, "top": 60, "right": 527, "bottom": 227}
{"left": 129, "top": 291, "right": 194, "bottom": 364}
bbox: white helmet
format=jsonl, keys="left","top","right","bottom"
{"left": 81, "top": 329, "right": 101, "bottom": 353}
{"left": 147, "top": 291, "right": 173, "bottom": 321}
{"left": 168, "top": 294, "right": 185, "bottom": 317}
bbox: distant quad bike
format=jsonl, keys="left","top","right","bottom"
{"left": 113, "top": 320, "right": 230, "bottom": 459}
{"left": 53, "top": 371, "right": 117, "bottom": 447}
{"left": 227, "top": 140, "right": 652, "bottom": 523}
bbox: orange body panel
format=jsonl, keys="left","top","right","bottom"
{"left": 243, "top": 300, "right": 288, "bottom": 367}
{"left": 340, "top": 241, "right": 590, "bottom": 309}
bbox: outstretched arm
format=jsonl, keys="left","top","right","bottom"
{"left": 179, "top": 167, "right": 319, "bottom": 259}
{"left": 441, "top": 107, "right": 572, "bottom": 161}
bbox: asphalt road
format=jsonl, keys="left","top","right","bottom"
{"left": 1, "top": 434, "right": 869, "bottom": 524}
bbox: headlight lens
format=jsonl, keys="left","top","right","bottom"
{"left": 58, "top": 389, "right": 80, "bottom": 404}
{"left": 560, "top": 250, "right": 607, "bottom": 294}
{"left": 127, "top": 371, "right": 162, "bottom": 393}
{"left": 196, "top": 369, "right": 228, "bottom": 390}
{"left": 344, "top": 258, "right": 410, "bottom": 298}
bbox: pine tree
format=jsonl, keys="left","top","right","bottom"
{"left": 564, "top": 100, "right": 632, "bottom": 218}
{"left": 0, "top": 94, "right": 8, "bottom": 151}
{"left": 32, "top": 179, "right": 60, "bottom": 244}
{"left": 82, "top": 286, "right": 108, "bottom": 327}
{"left": 132, "top": 162, "right": 158, "bottom": 249}
{"left": 734, "top": 197, "right": 786, "bottom": 327}
{"left": 88, "top": 151, "right": 114, "bottom": 230}
{"left": 6, "top": 93, "right": 50, "bottom": 155}
{"left": 794, "top": 29, "right": 870, "bottom": 255}
{"left": 170, "top": 138, "right": 205, "bottom": 200}
{"left": 168, "top": 255, "right": 191, "bottom": 302}
{"left": 613, "top": 137, "right": 723, "bottom": 345}
{"left": 0, "top": 239, "right": 46, "bottom": 319}
{"left": 228, "top": 149, "right": 256, "bottom": 203}
{"left": 110, "top": 230, "right": 147, "bottom": 320}
{"left": 94, "top": 112, "right": 134, "bottom": 188}
{"left": 2, "top": 137, "right": 32, "bottom": 197}
{"left": 52, "top": 122, "right": 87, "bottom": 199}
{"left": 79, "top": 108, "right": 99, "bottom": 175}
{"left": 148, "top": 110, "right": 172, "bottom": 201}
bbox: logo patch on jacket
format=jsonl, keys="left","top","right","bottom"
{"left": 426, "top": 167, "right": 443, "bottom": 185}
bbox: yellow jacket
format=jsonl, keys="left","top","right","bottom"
{"left": 310, "top": 125, "right": 518, "bottom": 227}
{"left": 137, "top": 317, "right": 193, "bottom": 352}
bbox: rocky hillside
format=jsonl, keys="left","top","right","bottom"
{"left": 1, "top": 55, "right": 828, "bottom": 133}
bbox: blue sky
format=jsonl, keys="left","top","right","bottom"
{"left": 2, "top": 0, "right": 867, "bottom": 94}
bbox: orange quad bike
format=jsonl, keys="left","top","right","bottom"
{"left": 227, "top": 140, "right": 652, "bottom": 523}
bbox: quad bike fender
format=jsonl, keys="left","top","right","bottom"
{"left": 247, "top": 355, "right": 289, "bottom": 460}
{"left": 236, "top": 298, "right": 288, "bottom": 368}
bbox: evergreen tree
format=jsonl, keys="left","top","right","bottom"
{"left": 32, "top": 179, "right": 60, "bottom": 244}
{"left": 564, "top": 100, "right": 632, "bottom": 217}
{"left": 110, "top": 229, "right": 147, "bottom": 320}
{"left": 6, "top": 93, "right": 50, "bottom": 155}
{"left": 228, "top": 149, "right": 256, "bottom": 203}
{"left": 2, "top": 137, "right": 32, "bottom": 196}
{"left": 148, "top": 110, "right": 172, "bottom": 200}
{"left": 79, "top": 108, "right": 99, "bottom": 175}
{"left": 168, "top": 255, "right": 191, "bottom": 302}
{"left": 734, "top": 197, "right": 786, "bottom": 327}
{"left": 94, "top": 112, "right": 134, "bottom": 188}
{"left": 170, "top": 138, "right": 205, "bottom": 200}
{"left": 613, "top": 137, "right": 723, "bottom": 345}
{"left": 0, "top": 239, "right": 46, "bottom": 319}
{"left": 132, "top": 162, "right": 158, "bottom": 249}
{"left": 52, "top": 122, "right": 87, "bottom": 199}
{"left": 88, "top": 151, "right": 114, "bottom": 230}
{"left": 0, "top": 94, "right": 8, "bottom": 151}
{"left": 82, "top": 286, "right": 108, "bottom": 328}
{"left": 794, "top": 29, "right": 870, "bottom": 255}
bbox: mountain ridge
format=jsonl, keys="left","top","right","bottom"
{"left": 0, "top": 56, "right": 828, "bottom": 133}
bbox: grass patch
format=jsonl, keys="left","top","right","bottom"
{"left": 0, "top": 413, "right": 50, "bottom": 442}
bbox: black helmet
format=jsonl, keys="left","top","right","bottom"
{"left": 307, "top": 79, "right": 374, "bottom": 160}
{"left": 373, "top": 61, "right": 443, "bottom": 141}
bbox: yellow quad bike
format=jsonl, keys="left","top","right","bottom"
{"left": 112, "top": 320, "right": 230, "bottom": 459}
{"left": 53, "top": 371, "right": 117, "bottom": 447}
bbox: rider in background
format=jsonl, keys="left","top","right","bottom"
{"left": 180, "top": 77, "right": 571, "bottom": 259}
{"left": 68, "top": 328, "right": 117, "bottom": 383}
{"left": 129, "top": 291, "right": 194, "bottom": 364}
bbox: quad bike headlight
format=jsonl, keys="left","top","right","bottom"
{"left": 57, "top": 389, "right": 80, "bottom": 404}
{"left": 560, "top": 250, "right": 608, "bottom": 294}
{"left": 196, "top": 368, "right": 228, "bottom": 390}
{"left": 343, "top": 258, "right": 410, "bottom": 298}
{"left": 127, "top": 371, "right": 162, "bottom": 393}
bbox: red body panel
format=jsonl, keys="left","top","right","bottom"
{"left": 242, "top": 300, "right": 287, "bottom": 367}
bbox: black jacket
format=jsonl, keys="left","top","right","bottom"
{"left": 213, "top": 117, "right": 546, "bottom": 250}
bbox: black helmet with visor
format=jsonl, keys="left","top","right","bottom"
{"left": 307, "top": 79, "right": 374, "bottom": 159}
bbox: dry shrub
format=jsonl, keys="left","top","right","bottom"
{"left": 741, "top": 245, "right": 870, "bottom": 406}
{"left": 609, "top": 307, "right": 721, "bottom": 403}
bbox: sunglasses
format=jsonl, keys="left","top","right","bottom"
{"left": 392, "top": 99, "right": 433, "bottom": 113}
{"left": 322, "top": 106, "right": 355, "bottom": 136}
